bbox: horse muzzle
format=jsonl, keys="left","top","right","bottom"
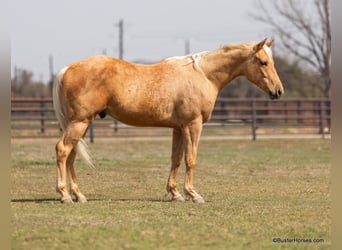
{"left": 269, "top": 88, "right": 283, "bottom": 100}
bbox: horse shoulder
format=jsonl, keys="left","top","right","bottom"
{"left": 161, "top": 62, "right": 217, "bottom": 124}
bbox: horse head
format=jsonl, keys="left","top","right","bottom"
{"left": 245, "top": 38, "right": 284, "bottom": 99}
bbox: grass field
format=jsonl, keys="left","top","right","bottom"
{"left": 11, "top": 136, "right": 331, "bottom": 249}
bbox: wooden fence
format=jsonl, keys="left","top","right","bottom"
{"left": 11, "top": 97, "right": 331, "bottom": 140}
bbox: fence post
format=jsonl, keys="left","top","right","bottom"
{"left": 319, "top": 98, "right": 325, "bottom": 139}
{"left": 220, "top": 100, "right": 225, "bottom": 126}
{"left": 284, "top": 101, "right": 288, "bottom": 124}
{"left": 297, "top": 100, "right": 301, "bottom": 125}
{"left": 40, "top": 97, "right": 45, "bottom": 133}
{"left": 251, "top": 99, "right": 256, "bottom": 141}
{"left": 89, "top": 123, "right": 94, "bottom": 143}
{"left": 114, "top": 120, "right": 118, "bottom": 132}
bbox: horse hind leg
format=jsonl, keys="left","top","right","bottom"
{"left": 56, "top": 135, "right": 74, "bottom": 203}
{"left": 55, "top": 121, "right": 90, "bottom": 203}
{"left": 67, "top": 149, "right": 87, "bottom": 203}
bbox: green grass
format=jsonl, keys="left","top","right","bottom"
{"left": 11, "top": 137, "right": 331, "bottom": 249}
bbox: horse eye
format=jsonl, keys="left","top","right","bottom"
{"left": 260, "top": 61, "right": 268, "bottom": 66}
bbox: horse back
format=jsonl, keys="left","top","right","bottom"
{"left": 60, "top": 55, "right": 217, "bottom": 127}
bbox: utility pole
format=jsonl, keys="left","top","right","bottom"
{"left": 271, "top": 37, "right": 275, "bottom": 58}
{"left": 118, "top": 19, "right": 124, "bottom": 60}
{"left": 185, "top": 39, "right": 190, "bottom": 55}
{"left": 112, "top": 19, "right": 124, "bottom": 133}
{"left": 48, "top": 55, "right": 54, "bottom": 96}
{"left": 12, "top": 66, "right": 18, "bottom": 96}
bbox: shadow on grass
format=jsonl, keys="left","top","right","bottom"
{"left": 11, "top": 197, "right": 174, "bottom": 203}
{"left": 88, "top": 198, "right": 174, "bottom": 203}
{"left": 11, "top": 198, "right": 60, "bottom": 203}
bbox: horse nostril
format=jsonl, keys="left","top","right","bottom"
{"left": 269, "top": 89, "right": 283, "bottom": 99}
{"left": 277, "top": 88, "right": 282, "bottom": 97}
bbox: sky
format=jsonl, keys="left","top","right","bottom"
{"left": 11, "top": 0, "right": 275, "bottom": 82}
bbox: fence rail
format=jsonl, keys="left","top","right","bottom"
{"left": 11, "top": 97, "right": 331, "bottom": 140}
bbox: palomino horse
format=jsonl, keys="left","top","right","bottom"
{"left": 53, "top": 38, "right": 283, "bottom": 203}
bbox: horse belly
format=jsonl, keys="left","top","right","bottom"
{"left": 107, "top": 97, "right": 176, "bottom": 127}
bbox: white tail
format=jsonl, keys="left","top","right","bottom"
{"left": 52, "top": 67, "right": 94, "bottom": 167}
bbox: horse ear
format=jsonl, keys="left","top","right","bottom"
{"left": 254, "top": 38, "right": 267, "bottom": 52}
{"left": 266, "top": 39, "right": 274, "bottom": 47}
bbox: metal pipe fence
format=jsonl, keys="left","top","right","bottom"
{"left": 11, "top": 97, "right": 331, "bottom": 140}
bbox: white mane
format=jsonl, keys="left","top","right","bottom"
{"left": 165, "top": 51, "right": 209, "bottom": 72}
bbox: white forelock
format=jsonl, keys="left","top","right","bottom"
{"left": 263, "top": 45, "right": 273, "bottom": 61}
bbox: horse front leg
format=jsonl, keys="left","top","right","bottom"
{"left": 182, "top": 119, "right": 205, "bottom": 203}
{"left": 166, "top": 128, "right": 185, "bottom": 202}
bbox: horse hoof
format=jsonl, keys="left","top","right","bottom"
{"left": 172, "top": 194, "right": 186, "bottom": 202}
{"left": 61, "top": 197, "right": 74, "bottom": 204}
{"left": 192, "top": 196, "right": 205, "bottom": 203}
{"left": 77, "top": 196, "right": 87, "bottom": 203}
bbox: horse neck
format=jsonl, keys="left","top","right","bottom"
{"left": 199, "top": 48, "right": 251, "bottom": 90}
